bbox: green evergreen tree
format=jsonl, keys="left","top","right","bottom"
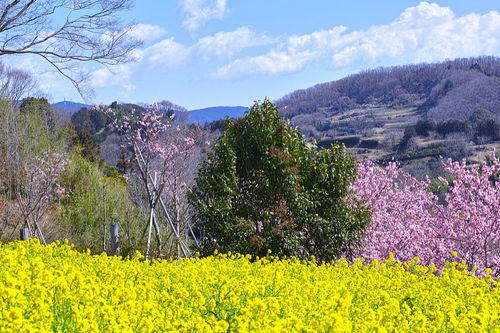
{"left": 190, "top": 99, "right": 370, "bottom": 261}
{"left": 73, "top": 130, "right": 103, "bottom": 164}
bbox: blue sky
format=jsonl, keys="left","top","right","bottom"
{"left": 7, "top": 1, "right": 500, "bottom": 109}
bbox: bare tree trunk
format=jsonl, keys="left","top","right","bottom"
{"left": 110, "top": 222, "right": 119, "bottom": 255}
{"left": 20, "top": 227, "right": 30, "bottom": 240}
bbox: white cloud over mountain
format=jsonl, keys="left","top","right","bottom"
{"left": 215, "top": 2, "right": 500, "bottom": 78}
{"left": 89, "top": 2, "right": 500, "bottom": 98}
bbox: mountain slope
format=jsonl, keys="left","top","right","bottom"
{"left": 277, "top": 56, "right": 500, "bottom": 121}
{"left": 189, "top": 106, "right": 248, "bottom": 123}
{"left": 52, "top": 101, "right": 90, "bottom": 121}
{"left": 275, "top": 56, "right": 500, "bottom": 174}
{"left": 52, "top": 101, "right": 90, "bottom": 113}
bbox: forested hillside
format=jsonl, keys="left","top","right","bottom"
{"left": 276, "top": 56, "right": 500, "bottom": 176}
{"left": 277, "top": 56, "right": 500, "bottom": 119}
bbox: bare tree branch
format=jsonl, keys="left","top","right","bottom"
{"left": 0, "top": 0, "right": 140, "bottom": 100}
{"left": 0, "top": 61, "right": 39, "bottom": 101}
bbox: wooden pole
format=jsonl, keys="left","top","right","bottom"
{"left": 145, "top": 208, "right": 154, "bottom": 260}
{"left": 20, "top": 227, "right": 30, "bottom": 241}
{"left": 103, "top": 184, "right": 107, "bottom": 252}
{"left": 110, "top": 222, "right": 119, "bottom": 255}
{"left": 145, "top": 172, "right": 157, "bottom": 261}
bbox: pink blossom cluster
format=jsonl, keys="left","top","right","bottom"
{"left": 96, "top": 105, "right": 169, "bottom": 156}
{"left": 17, "top": 151, "right": 67, "bottom": 240}
{"left": 352, "top": 150, "right": 499, "bottom": 276}
{"left": 30, "top": 152, "right": 68, "bottom": 201}
{"left": 95, "top": 104, "right": 195, "bottom": 200}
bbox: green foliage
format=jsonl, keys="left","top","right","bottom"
{"left": 469, "top": 108, "right": 493, "bottom": 124}
{"left": 72, "top": 130, "right": 103, "bottom": 164}
{"left": 414, "top": 120, "right": 436, "bottom": 136}
{"left": 475, "top": 119, "right": 500, "bottom": 139}
{"left": 57, "top": 153, "right": 143, "bottom": 254}
{"left": 381, "top": 147, "right": 447, "bottom": 163}
{"left": 0, "top": 100, "right": 66, "bottom": 198}
{"left": 20, "top": 97, "right": 56, "bottom": 132}
{"left": 436, "top": 120, "right": 471, "bottom": 136}
{"left": 190, "top": 99, "right": 370, "bottom": 261}
{"left": 71, "top": 108, "right": 96, "bottom": 134}
{"left": 70, "top": 107, "right": 113, "bottom": 142}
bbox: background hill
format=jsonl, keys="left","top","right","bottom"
{"left": 52, "top": 101, "right": 90, "bottom": 113}
{"left": 275, "top": 56, "right": 500, "bottom": 177}
{"left": 188, "top": 106, "right": 248, "bottom": 123}
{"left": 52, "top": 101, "right": 90, "bottom": 121}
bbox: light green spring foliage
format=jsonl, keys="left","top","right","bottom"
{"left": 0, "top": 99, "right": 67, "bottom": 239}
{"left": 57, "top": 153, "right": 143, "bottom": 255}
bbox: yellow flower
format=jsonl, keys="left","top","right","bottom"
{"left": 0, "top": 239, "right": 498, "bottom": 332}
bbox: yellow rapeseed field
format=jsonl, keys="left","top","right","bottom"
{"left": 0, "top": 240, "right": 498, "bottom": 332}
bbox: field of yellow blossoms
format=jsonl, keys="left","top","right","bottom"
{"left": 0, "top": 240, "right": 499, "bottom": 332}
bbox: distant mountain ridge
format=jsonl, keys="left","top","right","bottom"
{"left": 188, "top": 106, "right": 248, "bottom": 123}
{"left": 51, "top": 101, "right": 90, "bottom": 122}
{"left": 52, "top": 101, "right": 90, "bottom": 113}
{"left": 51, "top": 100, "right": 248, "bottom": 124}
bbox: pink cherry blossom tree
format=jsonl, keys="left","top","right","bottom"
{"left": 351, "top": 160, "right": 445, "bottom": 264}
{"left": 16, "top": 151, "right": 67, "bottom": 244}
{"left": 97, "top": 105, "right": 196, "bottom": 259}
{"left": 352, "top": 150, "right": 499, "bottom": 276}
{"left": 437, "top": 151, "right": 499, "bottom": 275}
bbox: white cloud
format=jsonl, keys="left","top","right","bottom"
{"left": 88, "top": 26, "right": 270, "bottom": 95}
{"left": 195, "top": 27, "right": 275, "bottom": 59}
{"left": 89, "top": 37, "right": 189, "bottom": 93}
{"left": 145, "top": 38, "right": 191, "bottom": 68}
{"left": 91, "top": 65, "right": 133, "bottom": 88}
{"left": 120, "top": 83, "right": 137, "bottom": 98}
{"left": 215, "top": 2, "right": 500, "bottom": 78}
{"left": 128, "top": 24, "right": 166, "bottom": 43}
{"left": 215, "top": 27, "right": 347, "bottom": 77}
{"left": 135, "top": 27, "right": 271, "bottom": 69}
{"left": 180, "top": 0, "right": 228, "bottom": 32}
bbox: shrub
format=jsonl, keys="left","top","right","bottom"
{"left": 414, "top": 120, "right": 436, "bottom": 136}
{"left": 359, "top": 139, "right": 379, "bottom": 149}
{"left": 436, "top": 120, "right": 471, "bottom": 136}
{"left": 475, "top": 119, "right": 500, "bottom": 139}
{"left": 336, "top": 136, "right": 361, "bottom": 148}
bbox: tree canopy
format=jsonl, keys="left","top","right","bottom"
{"left": 190, "top": 99, "right": 370, "bottom": 261}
